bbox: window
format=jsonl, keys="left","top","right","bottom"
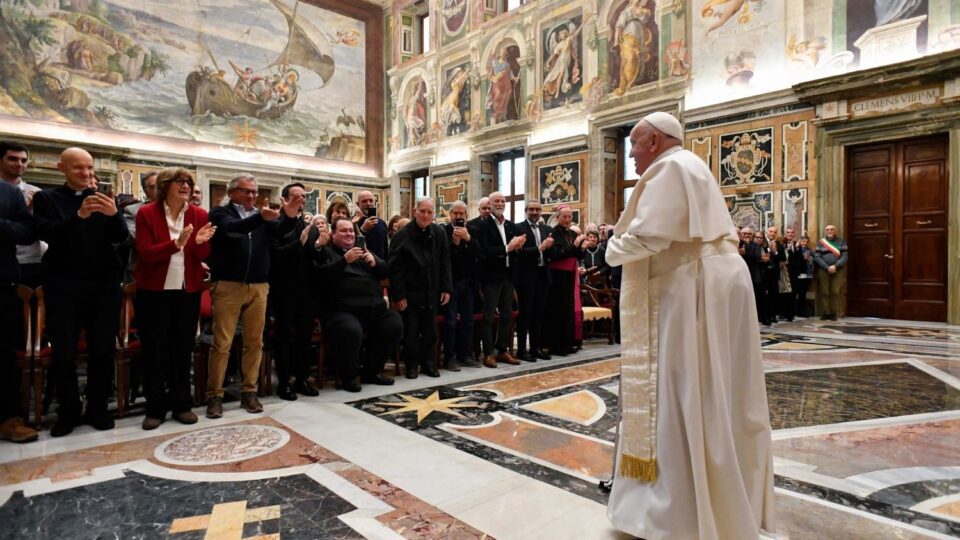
{"left": 618, "top": 129, "right": 639, "bottom": 213}
{"left": 419, "top": 14, "right": 431, "bottom": 54}
{"left": 506, "top": 0, "right": 525, "bottom": 10}
{"left": 413, "top": 172, "right": 430, "bottom": 200}
{"left": 496, "top": 150, "right": 525, "bottom": 222}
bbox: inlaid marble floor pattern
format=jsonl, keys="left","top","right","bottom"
{"left": 0, "top": 319, "right": 957, "bottom": 539}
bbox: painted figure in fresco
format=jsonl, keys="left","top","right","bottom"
{"left": 229, "top": 61, "right": 260, "bottom": 99}
{"left": 542, "top": 22, "right": 583, "bottom": 103}
{"left": 874, "top": 0, "right": 922, "bottom": 26}
{"left": 403, "top": 79, "right": 428, "bottom": 146}
{"left": 701, "top": 0, "right": 750, "bottom": 36}
{"left": 486, "top": 45, "right": 521, "bottom": 123}
{"left": 663, "top": 41, "right": 691, "bottom": 77}
{"left": 611, "top": 0, "right": 655, "bottom": 96}
{"left": 440, "top": 67, "right": 471, "bottom": 136}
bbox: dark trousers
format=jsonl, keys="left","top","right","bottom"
{"left": 137, "top": 290, "right": 200, "bottom": 419}
{"left": 44, "top": 281, "right": 121, "bottom": 419}
{"left": 402, "top": 299, "right": 438, "bottom": 369}
{"left": 443, "top": 278, "right": 475, "bottom": 362}
{"left": 753, "top": 280, "right": 765, "bottom": 324}
{"left": 515, "top": 269, "right": 548, "bottom": 354}
{"left": 793, "top": 278, "right": 812, "bottom": 317}
{"left": 270, "top": 287, "right": 315, "bottom": 385}
{"left": 481, "top": 278, "right": 514, "bottom": 355}
{"left": 1, "top": 285, "right": 22, "bottom": 421}
{"left": 760, "top": 271, "right": 779, "bottom": 324}
{"left": 323, "top": 306, "right": 402, "bottom": 382}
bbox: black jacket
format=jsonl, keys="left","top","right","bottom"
{"left": 208, "top": 204, "right": 292, "bottom": 284}
{"left": 314, "top": 245, "right": 389, "bottom": 310}
{"left": 388, "top": 221, "right": 452, "bottom": 308}
{"left": 548, "top": 225, "right": 583, "bottom": 266}
{"left": 474, "top": 215, "right": 521, "bottom": 283}
{"left": 0, "top": 181, "right": 34, "bottom": 284}
{"left": 445, "top": 222, "right": 479, "bottom": 282}
{"left": 269, "top": 215, "right": 317, "bottom": 289}
{"left": 579, "top": 245, "right": 609, "bottom": 277}
{"left": 356, "top": 215, "right": 388, "bottom": 260}
{"left": 33, "top": 185, "right": 128, "bottom": 285}
{"left": 514, "top": 220, "right": 553, "bottom": 283}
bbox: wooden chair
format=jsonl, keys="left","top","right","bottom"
{"left": 114, "top": 282, "right": 139, "bottom": 417}
{"left": 14, "top": 286, "right": 34, "bottom": 425}
{"left": 581, "top": 284, "right": 619, "bottom": 345}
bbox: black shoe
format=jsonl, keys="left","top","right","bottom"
{"left": 51, "top": 417, "right": 77, "bottom": 438}
{"left": 828, "top": 314, "right": 838, "bottom": 321}
{"left": 405, "top": 366, "right": 419, "bottom": 379}
{"left": 276, "top": 385, "right": 298, "bottom": 401}
{"left": 422, "top": 366, "right": 441, "bottom": 378}
{"left": 515, "top": 350, "right": 527, "bottom": 361}
{"left": 459, "top": 358, "right": 481, "bottom": 368}
{"left": 340, "top": 382, "right": 362, "bottom": 392}
{"left": 521, "top": 354, "right": 537, "bottom": 363}
{"left": 362, "top": 373, "right": 395, "bottom": 386}
{"left": 445, "top": 359, "right": 461, "bottom": 371}
{"left": 85, "top": 413, "right": 115, "bottom": 431}
{"left": 531, "top": 349, "right": 552, "bottom": 360}
{"left": 293, "top": 379, "right": 319, "bottom": 397}
{"left": 820, "top": 314, "right": 830, "bottom": 320}
{"left": 552, "top": 348, "right": 570, "bottom": 357}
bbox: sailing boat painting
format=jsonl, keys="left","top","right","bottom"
{"left": 0, "top": 0, "right": 367, "bottom": 163}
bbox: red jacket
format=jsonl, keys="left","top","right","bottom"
{"left": 134, "top": 202, "right": 211, "bottom": 292}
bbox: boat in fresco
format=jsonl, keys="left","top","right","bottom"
{"left": 185, "top": 0, "right": 335, "bottom": 119}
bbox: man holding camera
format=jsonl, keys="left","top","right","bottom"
{"left": 33, "top": 148, "right": 129, "bottom": 437}
{"left": 441, "top": 201, "right": 480, "bottom": 370}
{"left": 354, "top": 190, "right": 387, "bottom": 260}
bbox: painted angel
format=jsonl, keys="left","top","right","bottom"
{"left": 542, "top": 21, "right": 583, "bottom": 101}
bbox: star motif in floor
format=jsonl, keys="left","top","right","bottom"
{"left": 378, "top": 391, "right": 479, "bottom": 423}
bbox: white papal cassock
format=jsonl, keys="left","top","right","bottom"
{"left": 606, "top": 145, "right": 776, "bottom": 540}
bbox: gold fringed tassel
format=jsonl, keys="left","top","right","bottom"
{"left": 619, "top": 453, "right": 658, "bottom": 482}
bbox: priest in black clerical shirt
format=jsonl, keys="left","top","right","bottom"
{"left": 388, "top": 197, "right": 452, "bottom": 379}
{"left": 32, "top": 147, "right": 128, "bottom": 437}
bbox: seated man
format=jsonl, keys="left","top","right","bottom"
{"left": 314, "top": 218, "right": 401, "bottom": 391}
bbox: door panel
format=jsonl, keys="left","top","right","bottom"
{"left": 846, "top": 135, "right": 948, "bottom": 322}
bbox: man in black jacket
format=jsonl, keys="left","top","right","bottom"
{"left": 33, "top": 148, "right": 129, "bottom": 437}
{"left": 316, "top": 217, "right": 401, "bottom": 391}
{"left": 514, "top": 201, "right": 554, "bottom": 361}
{"left": 354, "top": 190, "right": 388, "bottom": 260}
{"left": 474, "top": 192, "right": 525, "bottom": 368}
{"left": 206, "top": 174, "right": 296, "bottom": 418}
{"left": 268, "top": 183, "right": 320, "bottom": 401}
{"left": 442, "top": 201, "right": 480, "bottom": 370}
{"left": 0, "top": 178, "right": 36, "bottom": 443}
{"left": 389, "top": 198, "right": 452, "bottom": 379}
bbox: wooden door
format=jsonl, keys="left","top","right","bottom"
{"left": 846, "top": 135, "right": 948, "bottom": 322}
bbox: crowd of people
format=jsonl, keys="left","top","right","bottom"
{"left": 0, "top": 141, "right": 625, "bottom": 443}
{"left": 738, "top": 222, "right": 848, "bottom": 325}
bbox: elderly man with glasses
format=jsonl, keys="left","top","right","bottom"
{"left": 205, "top": 174, "right": 297, "bottom": 418}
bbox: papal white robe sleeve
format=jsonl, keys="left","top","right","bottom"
{"left": 606, "top": 146, "right": 776, "bottom": 540}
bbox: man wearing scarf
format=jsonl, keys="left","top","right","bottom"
{"left": 605, "top": 112, "right": 775, "bottom": 539}
{"left": 813, "top": 224, "right": 848, "bottom": 320}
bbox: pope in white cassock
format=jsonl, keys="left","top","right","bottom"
{"left": 605, "top": 112, "right": 776, "bottom": 539}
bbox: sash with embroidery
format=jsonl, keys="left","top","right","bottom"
{"left": 819, "top": 237, "right": 841, "bottom": 257}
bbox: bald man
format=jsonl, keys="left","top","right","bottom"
{"left": 353, "top": 190, "right": 387, "bottom": 259}
{"left": 605, "top": 113, "right": 775, "bottom": 538}
{"left": 33, "top": 147, "right": 129, "bottom": 437}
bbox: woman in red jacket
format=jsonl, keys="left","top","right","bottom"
{"left": 135, "top": 168, "right": 216, "bottom": 430}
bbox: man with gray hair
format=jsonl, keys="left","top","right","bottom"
{"left": 605, "top": 112, "right": 774, "bottom": 538}
{"left": 389, "top": 197, "right": 452, "bottom": 378}
{"left": 441, "top": 200, "right": 480, "bottom": 369}
{"left": 205, "top": 174, "right": 297, "bottom": 418}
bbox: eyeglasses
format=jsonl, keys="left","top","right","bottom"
{"left": 172, "top": 178, "right": 194, "bottom": 186}
{"left": 753, "top": 235, "right": 763, "bottom": 238}
{"left": 234, "top": 188, "right": 258, "bottom": 195}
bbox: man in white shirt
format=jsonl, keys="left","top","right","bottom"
{"left": 0, "top": 142, "right": 45, "bottom": 287}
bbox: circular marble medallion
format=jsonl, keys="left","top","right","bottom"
{"left": 154, "top": 425, "right": 290, "bottom": 466}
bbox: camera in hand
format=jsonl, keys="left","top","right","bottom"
{"left": 355, "top": 236, "right": 366, "bottom": 250}
{"left": 96, "top": 182, "right": 113, "bottom": 197}
{"left": 365, "top": 206, "right": 377, "bottom": 218}
{"left": 454, "top": 218, "right": 465, "bottom": 227}
{"left": 268, "top": 201, "right": 281, "bottom": 210}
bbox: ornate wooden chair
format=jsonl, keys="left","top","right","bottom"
{"left": 581, "top": 283, "right": 619, "bottom": 345}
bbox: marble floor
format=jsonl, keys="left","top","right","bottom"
{"left": 1, "top": 317, "right": 958, "bottom": 539}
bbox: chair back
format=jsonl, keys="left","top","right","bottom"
{"left": 33, "top": 286, "right": 46, "bottom": 357}
{"left": 120, "top": 282, "right": 137, "bottom": 348}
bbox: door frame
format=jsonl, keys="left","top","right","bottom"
{"left": 815, "top": 114, "right": 960, "bottom": 323}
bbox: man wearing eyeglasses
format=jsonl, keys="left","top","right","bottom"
{"left": 205, "top": 174, "right": 297, "bottom": 418}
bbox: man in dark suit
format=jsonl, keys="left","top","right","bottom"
{"left": 442, "top": 200, "right": 480, "bottom": 370}
{"left": 268, "top": 183, "right": 320, "bottom": 401}
{"left": 513, "top": 200, "right": 554, "bottom": 361}
{"left": 474, "top": 191, "right": 525, "bottom": 368}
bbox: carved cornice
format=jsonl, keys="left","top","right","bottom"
{"left": 793, "top": 50, "right": 960, "bottom": 104}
